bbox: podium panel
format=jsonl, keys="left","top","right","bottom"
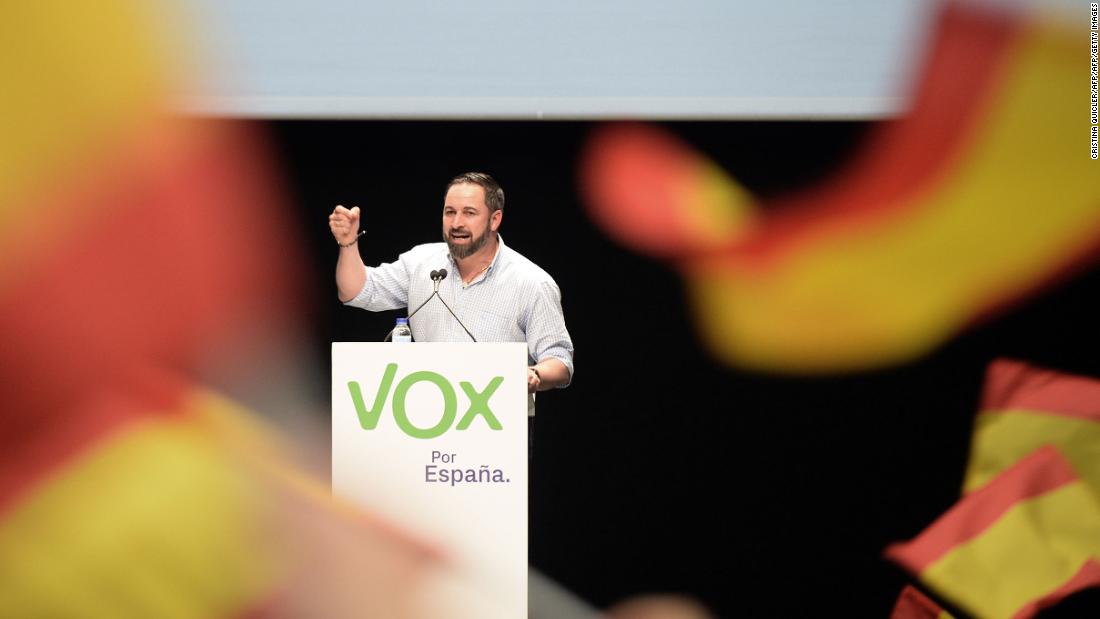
{"left": 332, "top": 342, "right": 528, "bottom": 616}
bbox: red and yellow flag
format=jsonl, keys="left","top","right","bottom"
{"left": 0, "top": 2, "right": 439, "bottom": 617}
{"left": 886, "top": 446, "right": 1100, "bottom": 618}
{"left": 964, "top": 359, "right": 1100, "bottom": 495}
{"left": 0, "top": 372, "right": 284, "bottom": 616}
{"left": 580, "top": 3, "right": 1100, "bottom": 374}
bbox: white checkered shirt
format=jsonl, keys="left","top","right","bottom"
{"left": 344, "top": 235, "right": 574, "bottom": 388}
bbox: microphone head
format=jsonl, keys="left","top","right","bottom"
{"left": 437, "top": 268, "right": 448, "bottom": 280}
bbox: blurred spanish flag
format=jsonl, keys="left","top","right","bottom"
{"left": 964, "top": 359, "right": 1100, "bottom": 495}
{"left": 886, "top": 360, "right": 1100, "bottom": 618}
{"left": 0, "top": 3, "right": 447, "bottom": 617}
{"left": 886, "top": 446, "right": 1100, "bottom": 619}
{"left": 580, "top": 1, "right": 1100, "bottom": 374}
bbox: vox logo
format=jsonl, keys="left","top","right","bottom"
{"left": 347, "top": 363, "right": 504, "bottom": 439}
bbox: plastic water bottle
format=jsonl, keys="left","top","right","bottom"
{"left": 393, "top": 317, "right": 412, "bottom": 343}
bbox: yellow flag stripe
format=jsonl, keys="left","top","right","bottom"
{"left": 681, "top": 160, "right": 758, "bottom": 246}
{"left": 921, "top": 481, "right": 1100, "bottom": 619}
{"left": 964, "top": 410, "right": 1100, "bottom": 494}
{"left": 0, "top": 1, "right": 173, "bottom": 219}
{"left": 0, "top": 401, "right": 283, "bottom": 618}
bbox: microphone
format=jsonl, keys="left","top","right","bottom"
{"left": 430, "top": 268, "right": 448, "bottom": 292}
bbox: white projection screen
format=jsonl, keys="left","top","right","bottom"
{"left": 179, "top": 0, "right": 937, "bottom": 120}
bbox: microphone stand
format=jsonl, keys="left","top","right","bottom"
{"left": 382, "top": 268, "right": 477, "bottom": 342}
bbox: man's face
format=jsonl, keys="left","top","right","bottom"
{"left": 442, "top": 183, "right": 501, "bottom": 259}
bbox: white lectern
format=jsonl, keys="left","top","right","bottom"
{"left": 332, "top": 342, "right": 528, "bottom": 616}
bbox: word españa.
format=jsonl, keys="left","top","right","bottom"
{"left": 347, "top": 363, "right": 504, "bottom": 439}
{"left": 426, "top": 451, "right": 510, "bottom": 486}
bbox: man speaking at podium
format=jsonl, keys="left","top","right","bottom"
{"left": 328, "top": 172, "right": 573, "bottom": 425}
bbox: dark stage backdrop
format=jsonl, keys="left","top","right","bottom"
{"left": 267, "top": 120, "right": 1100, "bottom": 617}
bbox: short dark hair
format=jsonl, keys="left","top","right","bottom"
{"left": 446, "top": 172, "right": 504, "bottom": 213}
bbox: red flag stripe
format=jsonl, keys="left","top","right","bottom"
{"left": 0, "top": 366, "right": 188, "bottom": 516}
{"left": 891, "top": 584, "right": 948, "bottom": 619}
{"left": 884, "top": 446, "right": 1078, "bottom": 572}
{"left": 981, "top": 359, "right": 1100, "bottom": 423}
{"left": 0, "top": 120, "right": 303, "bottom": 426}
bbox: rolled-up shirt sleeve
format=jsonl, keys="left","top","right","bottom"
{"left": 343, "top": 251, "right": 413, "bottom": 311}
{"left": 526, "top": 279, "right": 574, "bottom": 386}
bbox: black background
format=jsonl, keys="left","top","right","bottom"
{"left": 268, "top": 120, "right": 1100, "bottom": 617}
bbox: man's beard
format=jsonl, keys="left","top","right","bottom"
{"left": 444, "top": 224, "right": 492, "bottom": 259}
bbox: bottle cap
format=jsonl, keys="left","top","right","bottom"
{"left": 396, "top": 317, "right": 409, "bottom": 325}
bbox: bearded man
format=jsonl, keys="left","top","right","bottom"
{"left": 329, "top": 172, "right": 574, "bottom": 412}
